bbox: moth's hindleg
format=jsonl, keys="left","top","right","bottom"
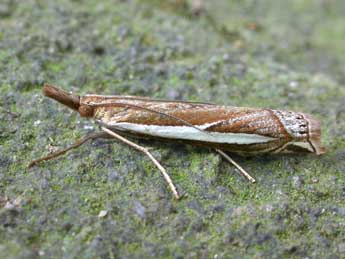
{"left": 101, "top": 127, "right": 180, "bottom": 200}
{"left": 215, "top": 149, "right": 256, "bottom": 183}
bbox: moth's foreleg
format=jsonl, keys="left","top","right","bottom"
{"left": 28, "top": 132, "right": 107, "bottom": 168}
{"left": 215, "top": 149, "right": 256, "bottom": 183}
{"left": 101, "top": 127, "right": 180, "bottom": 200}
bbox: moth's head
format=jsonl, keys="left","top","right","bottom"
{"left": 278, "top": 113, "right": 325, "bottom": 155}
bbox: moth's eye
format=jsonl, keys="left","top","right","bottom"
{"left": 78, "top": 105, "right": 94, "bottom": 117}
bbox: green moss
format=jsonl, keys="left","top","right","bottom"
{"left": 1, "top": 0, "right": 344, "bottom": 258}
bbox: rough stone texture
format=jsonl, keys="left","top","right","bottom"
{"left": 0, "top": 0, "right": 344, "bottom": 258}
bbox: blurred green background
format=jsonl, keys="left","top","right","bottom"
{"left": 0, "top": 0, "right": 344, "bottom": 258}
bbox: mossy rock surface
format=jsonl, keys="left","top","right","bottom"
{"left": 0, "top": 1, "right": 344, "bottom": 258}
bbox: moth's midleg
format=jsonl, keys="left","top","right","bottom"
{"left": 28, "top": 132, "right": 107, "bottom": 168}
{"left": 215, "top": 149, "right": 256, "bottom": 183}
{"left": 101, "top": 127, "right": 180, "bottom": 199}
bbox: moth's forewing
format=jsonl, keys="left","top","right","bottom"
{"left": 79, "top": 95, "right": 324, "bottom": 155}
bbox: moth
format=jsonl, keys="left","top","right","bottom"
{"left": 29, "top": 84, "right": 325, "bottom": 199}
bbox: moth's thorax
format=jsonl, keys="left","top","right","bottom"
{"left": 272, "top": 110, "right": 324, "bottom": 155}
{"left": 272, "top": 110, "right": 308, "bottom": 139}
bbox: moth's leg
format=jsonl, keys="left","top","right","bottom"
{"left": 215, "top": 149, "right": 256, "bottom": 183}
{"left": 101, "top": 127, "right": 180, "bottom": 200}
{"left": 28, "top": 132, "right": 108, "bottom": 168}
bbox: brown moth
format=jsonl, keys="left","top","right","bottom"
{"left": 29, "top": 84, "right": 325, "bottom": 199}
